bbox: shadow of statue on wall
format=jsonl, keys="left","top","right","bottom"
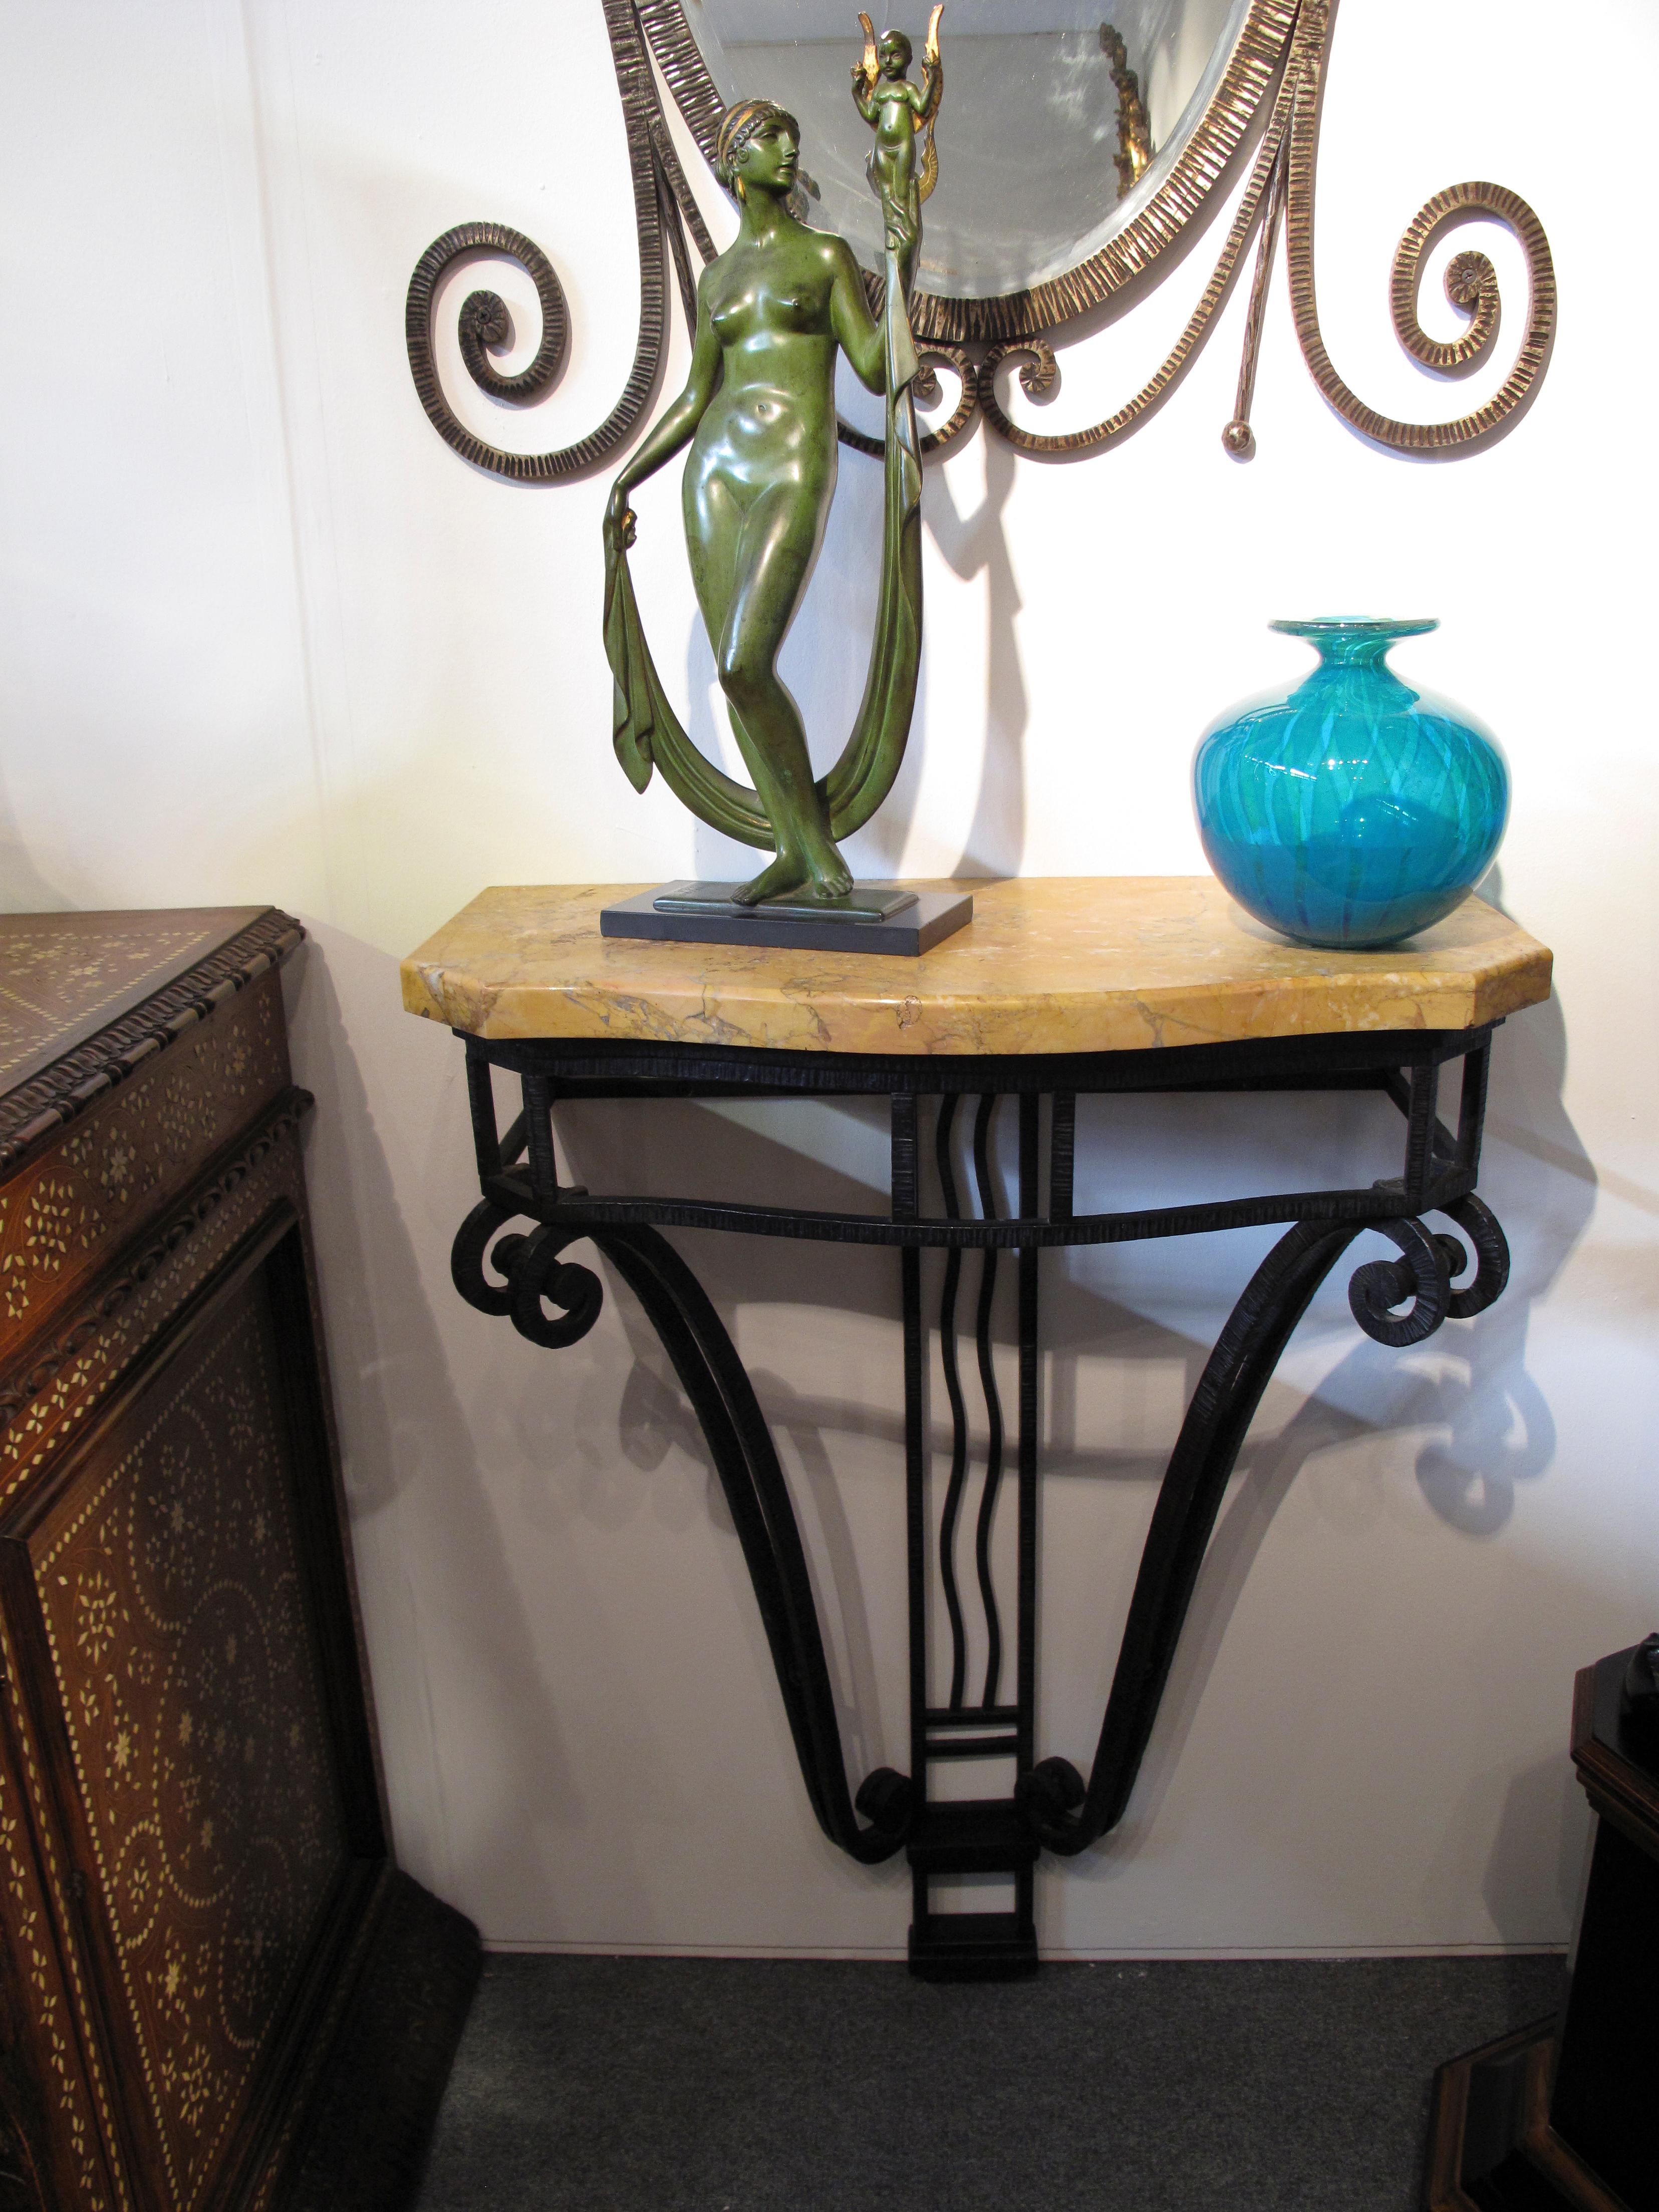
{"left": 925, "top": 430, "right": 1025, "bottom": 877}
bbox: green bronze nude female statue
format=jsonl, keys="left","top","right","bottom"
{"left": 603, "top": 38, "right": 942, "bottom": 911}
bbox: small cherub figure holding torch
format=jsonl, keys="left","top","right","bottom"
{"left": 851, "top": 6, "right": 943, "bottom": 294}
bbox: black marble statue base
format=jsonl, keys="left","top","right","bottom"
{"left": 600, "top": 882, "right": 974, "bottom": 957}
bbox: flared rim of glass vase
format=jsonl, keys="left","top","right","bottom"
{"left": 1269, "top": 617, "right": 1439, "bottom": 641}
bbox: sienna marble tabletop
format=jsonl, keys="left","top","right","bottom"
{"left": 400, "top": 879, "right": 1553, "bottom": 1058}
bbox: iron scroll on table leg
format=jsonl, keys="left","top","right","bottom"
{"left": 450, "top": 1200, "right": 913, "bottom": 1864}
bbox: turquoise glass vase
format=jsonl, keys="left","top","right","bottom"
{"left": 1192, "top": 619, "right": 1509, "bottom": 949}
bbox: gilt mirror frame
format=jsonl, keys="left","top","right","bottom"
{"left": 406, "top": 0, "right": 1556, "bottom": 475}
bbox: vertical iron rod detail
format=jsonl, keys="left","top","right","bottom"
{"left": 1016, "top": 1093, "right": 1040, "bottom": 1777}
{"left": 465, "top": 1046, "right": 502, "bottom": 1180}
{"left": 522, "top": 1070, "right": 560, "bottom": 1200}
{"left": 934, "top": 1096, "right": 971, "bottom": 1708}
{"left": 1050, "top": 1092, "right": 1076, "bottom": 1222}
{"left": 891, "top": 1089, "right": 919, "bottom": 1221}
{"left": 1457, "top": 1041, "right": 1490, "bottom": 1177}
{"left": 971, "top": 1095, "right": 1005, "bottom": 1709}
{"left": 893, "top": 1094, "right": 928, "bottom": 1843}
{"left": 1405, "top": 1061, "right": 1440, "bottom": 1208}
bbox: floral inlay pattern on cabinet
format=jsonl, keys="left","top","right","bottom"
{"left": 0, "top": 924, "right": 217, "bottom": 1088}
{"left": 35, "top": 1275, "right": 346, "bottom": 2211}
{"left": 0, "top": 1660, "right": 112, "bottom": 2208}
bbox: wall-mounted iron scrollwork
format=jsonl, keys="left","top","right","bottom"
{"left": 403, "top": 0, "right": 709, "bottom": 480}
{"left": 405, "top": 0, "right": 1554, "bottom": 476}
{"left": 976, "top": 0, "right": 1558, "bottom": 460}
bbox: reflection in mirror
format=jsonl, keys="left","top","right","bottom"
{"left": 679, "top": 0, "right": 1246, "bottom": 299}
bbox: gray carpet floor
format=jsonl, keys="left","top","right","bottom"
{"left": 413, "top": 1951, "right": 1564, "bottom": 2211}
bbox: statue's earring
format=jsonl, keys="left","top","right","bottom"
{"left": 734, "top": 174, "right": 747, "bottom": 203}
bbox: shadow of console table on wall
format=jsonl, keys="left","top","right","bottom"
{"left": 404, "top": 878, "right": 1553, "bottom": 1981}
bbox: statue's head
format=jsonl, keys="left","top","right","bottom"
{"left": 878, "top": 29, "right": 912, "bottom": 76}
{"left": 715, "top": 99, "right": 800, "bottom": 199}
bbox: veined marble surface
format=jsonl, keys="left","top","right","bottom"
{"left": 400, "top": 880, "right": 1553, "bottom": 1055}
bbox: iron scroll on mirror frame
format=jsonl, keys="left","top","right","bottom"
{"left": 404, "top": 0, "right": 1556, "bottom": 471}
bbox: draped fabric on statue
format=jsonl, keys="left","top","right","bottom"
{"left": 603, "top": 252, "right": 922, "bottom": 851}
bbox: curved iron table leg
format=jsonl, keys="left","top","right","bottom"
{"left": 454, "top": 1202, "right": 911, "bottom": 1864}
{"left": 1021, "top": 1217, "right": 1364, "bottom": 1853}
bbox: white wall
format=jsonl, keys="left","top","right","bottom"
{"left": 2, "top": 0, "right": 1654, "bottom": 1957}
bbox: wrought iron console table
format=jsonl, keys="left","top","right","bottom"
{"left": 403, "top": 878, "right": 1552, "bottom": 1980}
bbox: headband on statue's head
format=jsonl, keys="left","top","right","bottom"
{"left": 715, "top": 98, "right": 798, "bottom": 187}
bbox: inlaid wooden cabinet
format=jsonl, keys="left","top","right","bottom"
{"left": 0, "top": 910, "right": 477, "bottom": 2212}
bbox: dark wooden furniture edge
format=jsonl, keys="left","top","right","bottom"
{"left": 1427, "top": 2019, "right": 1543, "bottom": 2212}
{"left": 1425, "top": 2016, "right": 1632, "bottom": 2212}
{"left": 1571, "top": 1655, "right": 1659, "bottom": 1858}
{"left": 271, "top": 1869, "right": 482, "bottom": 2212}
{"left": 1424, "top": 1648, "right": 1654, "bottom": 2212}
{"left": 0, "top": 907, "right": 305, "bottom": 1176}
{"left": 1425, "top": 2015, "right": 1631, "bottom": 2212}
